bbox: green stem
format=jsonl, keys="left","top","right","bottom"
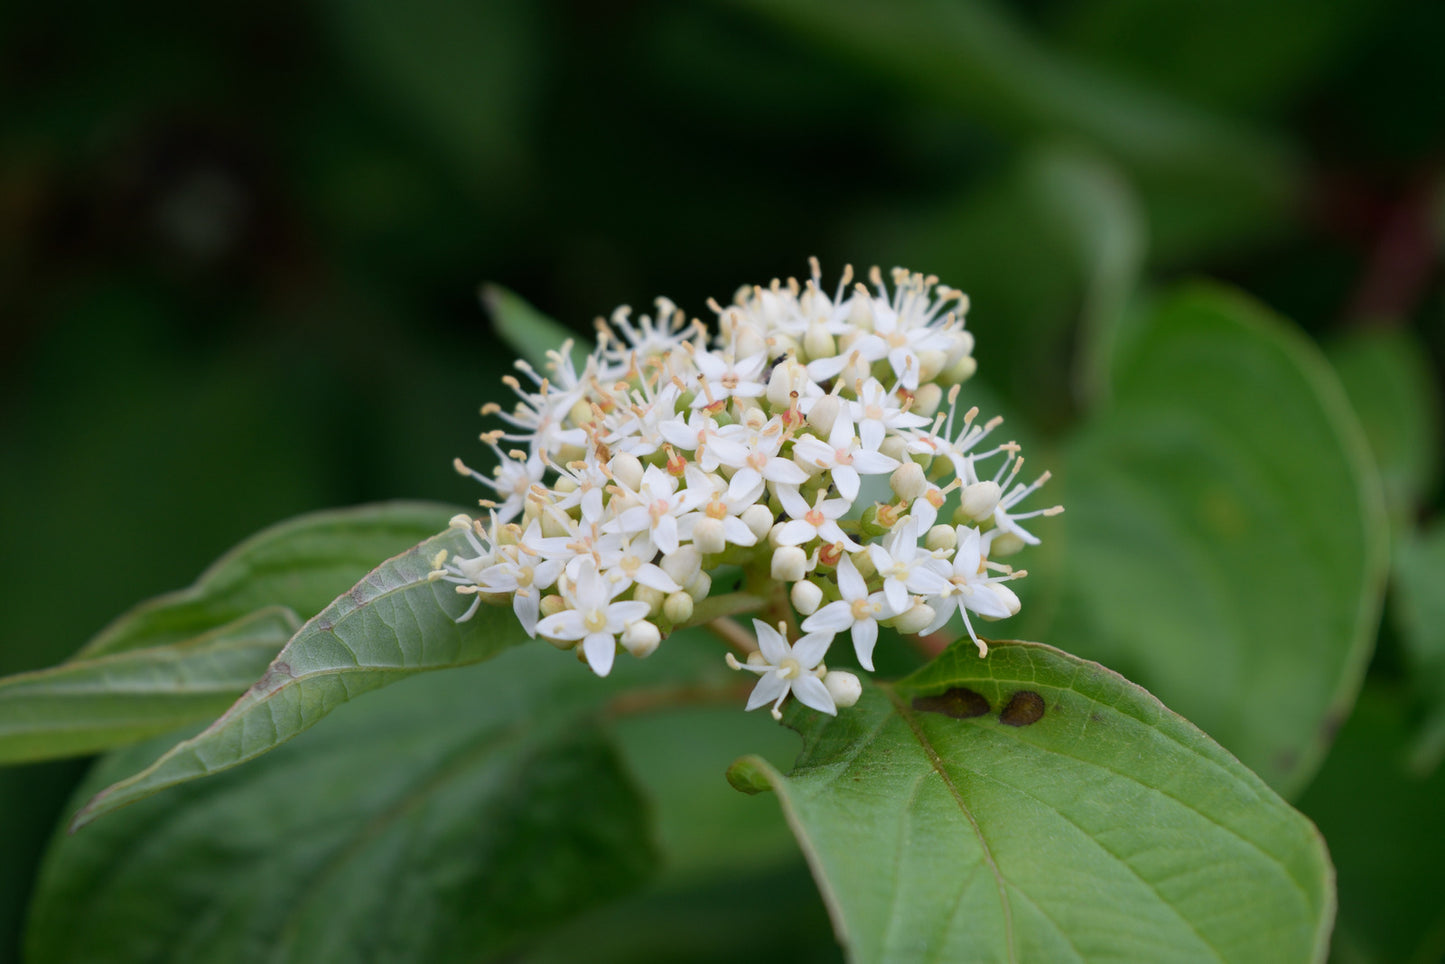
{"left": 682, "top": 591, "right": 767, "bottom": 627}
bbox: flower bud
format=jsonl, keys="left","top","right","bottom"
{"left": 685, "top": 570, "right": 712, "bottom": 602}
{"left": 806, "top": 395, "right": 842, "bottom": 438}
{"left": 621, "top": 620, "right": 661, "bottom": 658}
{"left": 925, "top": 524, "right": 956, "bottom": 553}
{"left": 824, "top": 670, "right": 862, "bottom": 708}
{"left": 735, "top": 324, "right": 767, "bottom": 359}
{"left": 790, "top": 579, "right": 823, "bottom": 615}
{"left": 610, "top": 452, "right": 644, "bottom": 491}
{"left": 917, "top": 350, "right": 948, "bottom": 383}
{"left": 944, "top": 328, "right": 975, "bottom": 367}
{"left": 890, "top": 601, "right": 936, "bottom": 635}
{"left": 989, "top": 531, "right": 1026, "bottom": 557}
{"left": 981, "top": 582, "right": 1021, "bottom": 617}
{"left": 945, "top": 354, "right": 978, "bottom": 384}
{"left": 661, "top": 545, "right": 702, "bottom": 585}
{"left": 850, "top": 550, "right": 877, "bottom": 580}
{"left": 879, "top": 435, "right": 907, "bottom": 463}
{"left": 539, "top": 594, "right": 567, "bottom": 618}
{"left": 692, "top": 516, "right": 727, "bottom": 555}
{"left": 741, "top": 504, "right": 774, "bottom": 541}
{"left": 890, "top": 461, "right": 927, "bottom": 502}
{"left": 772, "top": 546, "right": 808, "bottom": 582}
{"left": 912, "top": 383, "right": 943, "bottom": 418}
{"left": 663, "top": 591, "right": 694, "bottom": 625}
{"left": 803, "top": 323, "right": 836, "bottom": 361}
{"left": 766, "top": 359, "right": 807, "bottom": 409}
{"left": 633, "top": 584, "right": 665, "bottom": 616}
{"left": 960, "top": 480, "right": 1002, "bottom": 521}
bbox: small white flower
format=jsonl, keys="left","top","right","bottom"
{"left": 603, "top": 464, "right": 705, "bottom": 555}
{"left": 774, "top": 486, "right": 861, "bottom": 550}
{"left": 801, "top": 554, "right": 898, "bottom": 670}
{"left": 922, "top": 526, "right": 1024, "bottom": 654}
{"left": 726, "top": 620, "right": 836, "bottom": 720}
{"left": 535, "top": 561, "right": 651, "bottom": 677}
{"left": 789, "top": 422, "right": 900, "bottom": 502}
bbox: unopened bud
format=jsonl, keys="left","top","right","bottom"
{"left": 803, "top": 323, "right": 836, "bottom": 361}
{"left": 989, "top": 531, "right": 1026, "bottom": 557}
{"left": 824, "top": 669, "right": 862, "bottom": 708}
{"left": 686, "top": 570, "right": 712, "bottom": 602}
{"left": 925, "top": 524, "right": 957, "bottom": 553}
{"left": 890, "top": 462, "right": 927, "bottom": 502}
{"left": 692, "top": 516, "right": 727, "bottom": 555}
{"left": 741, "top": 504, "right": 774, "bottom": 541}
{"left": 663, "top": 591, "right": 694, "bottom": 625}
{"left": 791, "top": 579, "right": 823, "bottom": 616}
{"left": 772, "top": 546, "right": 808, "bottom": 582}
{"left": 851, "top": 550, "right": 877, "bottom": 580}
{"left": 917, "top": 350, "right": 948, "bottom": 384}
{"left": 621, "top": 620, "right": 661, "bottom": 658}
{"left": 661, "top": 545, "right": 702, "bottom": 585}
{"left": 539, "top": 594, "right": 567, "bottom": 619}
{"left": 766, "top": 359, "right": 806, "bottom": 409}
{"left": 610, "top": 452, "right": 643, "bottom": 491}
{"left": 945, "top": 354, "right": 978, "bottom": 384}
{"left": 568, "top": 399, "right": 595, "bottom": 427}
{"left": 912, "top": 383, "right": 943, "bottom": 418}
{"left": 806, "top": 395, "right": 842, "bottom": 437}
{"left": 983, "top": 583, "right": 1021, "bottom": 617}
{"left": 879, "top": 435, "right": 907, "bottom": 463}
{"left": 960, "top": 480, "right": 1002, "bottom": 521}
{"left": 890, "top": 601, "right": 936, "bottom": 635}
{"left": 633, "top": 584, "right": 665, "bottom": 616}
{"left": 735, "top": 324, "right": 767, "bottom": 359}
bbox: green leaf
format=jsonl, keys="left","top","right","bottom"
{"left": 76, "top": 501, "right": 457, "bottom": 659}
{"left": 724, "top": 0, "right": 1295, "bottom": 259}
{"left": 1393, "top": 521, "right": 1445, "bottom": 774}
{"left": 26, "top": 647, "right": 659, "bottom": 963}
{"left": 1029, "top": 284, "right": 1388, "bottom": 795}
{"left": 481, "top": 283, "right": 590, "bottom": 374}
{"left": 1326, "top": 327, "right": 1442, "bottom": 526}
{"left": 738, "top": 640, "right": 1334, "bottom": 963}
{"left": 1298, "top": 685, "right": 1445, "bottom": 963}
{"left": 71, "top": 522, "right": 526, "bottom": 828}
{"left": 0, "top": 608, "right": 296, "bottom": 765}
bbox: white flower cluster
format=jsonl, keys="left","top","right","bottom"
{"left": 430, "top": 261, "right": 1060, "bottom": 720}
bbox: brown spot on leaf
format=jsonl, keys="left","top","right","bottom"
{"left": 1000, "top": 691, "right": 1045, "bottom": 727}
{"left": 912, "top": 687, "right": 990, "bottom": 719}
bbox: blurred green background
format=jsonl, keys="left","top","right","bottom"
{"left": 3, "top": 0, "right": 1443, "bottom": 960}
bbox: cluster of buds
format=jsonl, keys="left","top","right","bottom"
{"left": 430, "top": 261, "right": 1060, "bottom": 720}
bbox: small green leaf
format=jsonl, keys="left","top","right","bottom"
{"left": 1030, "top": 284, "right": 1388, "bottom": 795}
{"left": 743, "top": 640, "right": 1334, "bottom": 963}
{"left": 1393, "top": 522, "right": 1445, "bottom": 774}
{"left": 27, "top": 648, "right": 659, "bottom": 963}
{"left": 481, "top": 283, "right": 590, "bottom": 373}
{"left": 71, "top": 523, "right": 527, "bottom": 828}
{"left": 0, "top": 608, "right": 296, "bottom": 765}
{"left": 1327, "top": 327, "right": 1442, "bottom": 526}
{"left": 76, "top": 502, "right": 457, "bottom": 659}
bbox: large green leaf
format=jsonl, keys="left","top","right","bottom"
{"left": 723, "top": 0, "right": 1295, "bottom": 259}
{"left": 1326, "top": 327, "right": 1441, "bottom": 526}
{"left": 26, "top": 647, "right": 659, "bottom": 963}
{"left": 72, "top": 522, "right": 524, "bottom": 828}
{"left": 1298, "top": 685, "right": 1445, "bottom": 963}
{"left": 1029, "top": 285, "right": 1388, "bottom": 795}
{"left": 1393, "top": 522, "right": 1445, "bottom": 773}
{"left": 76, "top": 501, "right": 456, "bottom": 659}
{"left": 0, "top": 608, "right": 296, "bottom": 765}
{"left": 733, "top": 640, "right": 1334, "bottom": 963}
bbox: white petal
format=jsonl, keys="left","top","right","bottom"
{"left": 835, "top": 554, "right": 866, "bottom": 600}
{"left": 790, "top": 675, "right": 837, "bottom": 716}
{"left": 775, "top": 520, "right": 818, "bottom": 546}
{"left": 790, "top": 631, "right": 833, "bottom": 669}
{"left": 752, "top": 619, "right": 789, "bottom": 664}
{"left": 536, "top": 610, "right": 587, "bottom": 642}
{"left": 583, "top": 632, "right": 616, "bottom": 677}
{"left": 851, "top": 618, "right": 879, "bottom": 671}
{"left": 746, "top": 672, "right": 789, "bottom": 711}
{"left": 763, "top": 458, "right": 810, "bottom": 485}
{"left": 833, "top": 465, "right": 860, "bottom": 501}
{"left": 802, "top": 602, "right": 853, "bottom": 634}
{"left": 884, "top": 578, "right": 909, "bottom": 615}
